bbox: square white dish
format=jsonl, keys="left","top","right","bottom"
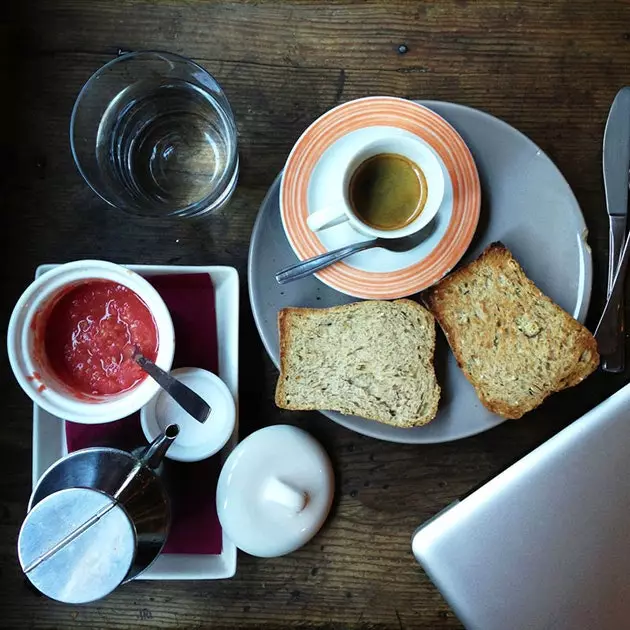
{"left": 31, "top": 263, "right": 239, "bottom": 580}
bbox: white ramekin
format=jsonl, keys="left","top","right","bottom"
{"left": 7, "top": 260, "right": 175, "bottom": 424}
{"left": 140, "top": 367, "right": 236, "bottom": 462}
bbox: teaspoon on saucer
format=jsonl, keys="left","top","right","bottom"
{"left": 275, "top": 231, "right": 431, "bottom": 285}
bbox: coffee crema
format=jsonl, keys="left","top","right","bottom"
{"left": 349, "top": 152, "right": 428, "bottom": 230}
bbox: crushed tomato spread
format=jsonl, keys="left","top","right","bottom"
{"left": 43, "top": 280, "right": 159, "bottom": 396}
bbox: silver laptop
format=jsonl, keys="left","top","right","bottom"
{"left": 412, "top": 383, "right": 630, "bottom": 630}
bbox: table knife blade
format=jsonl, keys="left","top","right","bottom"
{"left": 604, "top": 87, "right": 630, "bottom": 220}
{"left": 601, "top": 87, "right": 630, "bottom": 372}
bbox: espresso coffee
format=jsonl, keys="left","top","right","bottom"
{"left": 349, "top": 153, "right": 428, "bottom": 230}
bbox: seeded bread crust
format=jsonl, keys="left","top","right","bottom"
{"left": 423, "top": 242, "right": 599, "bottom": 419}
{"left": 275, "top": 299, "right": 440, "bottom": 427}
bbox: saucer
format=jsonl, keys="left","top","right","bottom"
{"left": 280, "top": 97, "right": 481, "bottom": 299}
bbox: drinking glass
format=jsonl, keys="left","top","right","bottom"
{"left": 71, "top": 51, "right": 238, "bottom": 218}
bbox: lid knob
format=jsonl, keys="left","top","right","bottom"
{"left": 262, "top": 477, "right": 308, "bottom": 513}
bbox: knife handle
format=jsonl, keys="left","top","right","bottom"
{"left": 596, "top": 225, "right": 630, "bottom": 361}
{"left": 601, "top": 216, "right": 626, "bottom": 373}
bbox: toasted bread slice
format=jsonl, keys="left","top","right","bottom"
{"left": 424, "top": 242, "right": 599, "bottom": 419}
{"left": 275, "top": 299, "right": 440, "bottom": 427}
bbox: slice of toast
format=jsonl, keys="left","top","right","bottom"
{"left": 275, "top": 299, "right": 440, "bottom": 427}
{"left": 423, "top": 242, "right": 599, "bottom": 419}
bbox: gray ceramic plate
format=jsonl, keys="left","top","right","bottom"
{"left": 248, "top": 101, "right": 592, "bottom": 443}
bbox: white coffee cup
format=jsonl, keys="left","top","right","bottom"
{"left": 306, "top": 136, "right": 444, "bottom": 239}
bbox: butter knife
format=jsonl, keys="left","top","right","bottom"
{"left": 596, "top": 227, "right": 630, "bottom": 354}
{"left": 601, "top": 87, "right": 630, "bottom": 372}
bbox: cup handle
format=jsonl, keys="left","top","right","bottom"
{"left": 306, "top": 206, "right": 349, "bottom": 232}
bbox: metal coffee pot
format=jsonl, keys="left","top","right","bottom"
{"left": 18, "top": 424, "right": 179, "bottom": 604}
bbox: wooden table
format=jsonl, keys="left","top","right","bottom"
{"left": 2, "top": 1, "right": 630, "bottom": 627}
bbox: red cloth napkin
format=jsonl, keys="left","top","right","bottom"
{"left": 65, "top": 273, "right": 223, "bottom": 555}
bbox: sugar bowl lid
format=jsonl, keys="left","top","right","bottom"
{"left": 216, "top": 425, "right": 334, "bottom": 557}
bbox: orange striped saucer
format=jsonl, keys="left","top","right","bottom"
{"left": 279, "top": 97, "right": 481, "bottom": 299}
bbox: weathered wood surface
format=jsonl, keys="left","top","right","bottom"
{"left": 2, "top": 1, "right": 630, "bottom": 627}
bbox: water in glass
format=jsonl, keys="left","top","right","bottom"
{"left": 95, "top": 78, "right": 234, "bottom": 215}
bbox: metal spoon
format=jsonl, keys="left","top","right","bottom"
{"left": 133, "top": 350, "right": 211, "bottom": 423}
{"left": 276, "top": 233, "right": 427, "bottom": 284}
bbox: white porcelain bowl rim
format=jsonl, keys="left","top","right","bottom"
{"left": 140, "top": 367, "right": 236, "bottom": 462}
{"left": 7, "top": 260, "right": 175, "bottom": 424}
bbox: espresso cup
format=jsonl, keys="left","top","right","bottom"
{"left": 306, "top": 136, "right": 444, "bottom": 239}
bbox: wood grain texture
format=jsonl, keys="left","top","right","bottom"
{"left": 2, "top": 0, "right": 630, "bottom": 627}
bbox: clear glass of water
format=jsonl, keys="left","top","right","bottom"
{"left": 71, "top": 51, "right": 238, "bottom": 218}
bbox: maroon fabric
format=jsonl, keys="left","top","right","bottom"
{"left": 65, "top": 273, "right": 223, "bottom": 555}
